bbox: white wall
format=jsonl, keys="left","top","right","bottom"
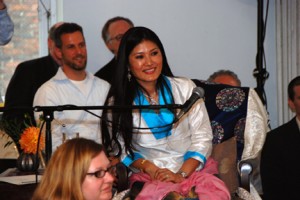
{"left": 61, "top": 0, "right": 277, "bottom": 128}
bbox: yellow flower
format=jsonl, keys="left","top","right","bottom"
{"left": 19, "top": 127, "right": 45, "bottom": 154}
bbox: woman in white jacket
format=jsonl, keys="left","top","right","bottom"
{"left": 101, "top": 26, "right": 230, "bottom": 200}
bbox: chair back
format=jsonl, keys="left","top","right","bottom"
{"left": 193, "top": 79, "right": 269, "bottom": 198}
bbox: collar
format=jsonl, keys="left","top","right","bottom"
{"left": 53, "top": 67, "right": 92, "bottom": 81}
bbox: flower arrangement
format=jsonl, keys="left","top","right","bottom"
{"left": 19, "top": 126, "right": 45, "bottom": 154}
{"left": 0, "top": 114, "right": 46, "bottom": 169}
{"left": 18, "top": 125, "right": 46, "bottom": 169}
{"left": 0, "top": 113, "right": 43, "bottom": 150}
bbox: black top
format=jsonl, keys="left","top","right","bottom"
{"left": 2, "top": 55, "right": 59, "bottom": 137}
{"left": 94, "top": 58, "right": 116, "bottom": 84}
{"left": 260, "top": 117, "right": 300, "bottom": 200}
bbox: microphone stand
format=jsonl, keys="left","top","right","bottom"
{"left": 33, "top": 104, "right": 182, "bottom": 163}
{"left": 42, "top": 110, "right": 54, "bottom": 163}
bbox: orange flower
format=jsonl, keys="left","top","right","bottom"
{"left": 19, "top": 127, "right": 45, "bottom": 154}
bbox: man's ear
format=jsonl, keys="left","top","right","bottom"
{"left": 288, "top": 98, "right": 295, "bottom": 112}
{"left": 105, "top": 42, "right": 115, "bottom": 55}
{"left": 55, "top": 46, "right": 63, "bottom": 59}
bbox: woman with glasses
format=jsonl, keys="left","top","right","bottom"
{"left": 101, "top": 26, "right": 230, "bottom": 200}
{"left": 32, "top": 138, "right": 115, "bottom": 200}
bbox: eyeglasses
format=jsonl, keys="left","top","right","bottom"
{"left": 108, "top": 34, "right": 124, "bottom": 42}
{"left": 86, "top": 166, "right": 116, "bottom": 178}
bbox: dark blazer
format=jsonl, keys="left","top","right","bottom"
{"left": 260, "top": 117, "right": 300, "bottom": 200}
{"left": 94, "top": 58, "right": 116, "bottom": 84}
{"left": 2, "top": 55, "right": 59, "bottom": 130}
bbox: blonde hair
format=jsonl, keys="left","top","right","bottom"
{"left": 32, "top": 138, "right": 104, "bottom": 200}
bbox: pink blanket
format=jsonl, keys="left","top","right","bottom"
{"left": 129, "top": 158, "right": 230, "bottom": 200}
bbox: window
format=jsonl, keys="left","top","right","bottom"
{"left": 0, "top": 0, "right": 60, "bottom": 103}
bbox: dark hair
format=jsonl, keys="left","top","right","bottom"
{"left": 102, "top": 16, "right": 134, "bottom": 43}
{"left": 288, "top": 76, "right": 300, "bottom": 100}
{"left": 207, "top": 69, "right": 241, "bottom": 86}
{"left": 101, "top": 26, "right": 174, "bottom": 157}
{"left": 54, "top": 22, "right": 84, "bottom": 48}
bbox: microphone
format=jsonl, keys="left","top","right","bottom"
{"left": 174, "top": 87, "right": 205, "bottom": 122}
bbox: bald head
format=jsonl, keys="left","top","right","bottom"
{"left": 208, "top": 70, "right": 241, "bottom": 87}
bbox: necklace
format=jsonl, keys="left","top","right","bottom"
{"left": 143, "top": 93, "right": 159, "bottom": 105}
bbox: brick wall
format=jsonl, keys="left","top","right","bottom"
{"left": 0, "top": 0, "right": 39, "bottom": 101}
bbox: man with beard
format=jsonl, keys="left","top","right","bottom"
{"left": 33, "top": 23, "right": 110, "bottom": 152}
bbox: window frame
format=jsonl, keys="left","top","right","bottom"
{"left": 38, "top": 0, "right": 62, "bottom": 56}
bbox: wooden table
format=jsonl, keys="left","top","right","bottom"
{"left": 0, "top": 182, "right": 37, "bottom": 200}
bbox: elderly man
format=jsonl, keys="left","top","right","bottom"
{"left": 207, "top": 69, "right": 241, "bottom": 87}
{"left": 95, "top": 16, "right": 134, "bottom": 83}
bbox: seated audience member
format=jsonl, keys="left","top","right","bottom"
{"left": 2, "top": 22, "right": 63, "bottom": 149}
{"left": 207, "top": 69, "right": 241, "bottom": 87}
{"left": 32, "top": 138, "right": 115, "bottom": 200}
{"left": 101, "top": 26, "right": 230, "bottom": 200}
{"left": 95, "top": 16, "right": 134, "bottom": 83}
{"left": 0, "top": 0, "right": 14, "bottom": 45}
{"left": 261, "top": 76, "right": 300, "bottom": 200}
{"left": 33, "top": 23, "right": 110, "bottom": 151}
{"left": 192, "top": 70, "right": 269, "bottom": 196}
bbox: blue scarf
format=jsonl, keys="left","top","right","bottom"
{"left": 134, "top": 77, "right": 174, "bottom": 139}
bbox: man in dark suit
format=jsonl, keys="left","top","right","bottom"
{"left": 260, "top": 76, "right": 300, "bottom": 200}
{"left": 94, "top": 16, "right": 133, "bottom": 83}
{"left": 2, "top": 22, "right": 63, "bottom": 141}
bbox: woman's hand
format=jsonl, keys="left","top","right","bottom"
{"left": 154, "top": 168, "right": 185, "bottom": 183}
{"left": 109, "top": 156, "right": 120, "bottom": 166}
{"left": 143, "top": 162, "right": 159, "bottom": 180}
{"left": 132, "top": 159, "right": 185, "bottom": 183}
